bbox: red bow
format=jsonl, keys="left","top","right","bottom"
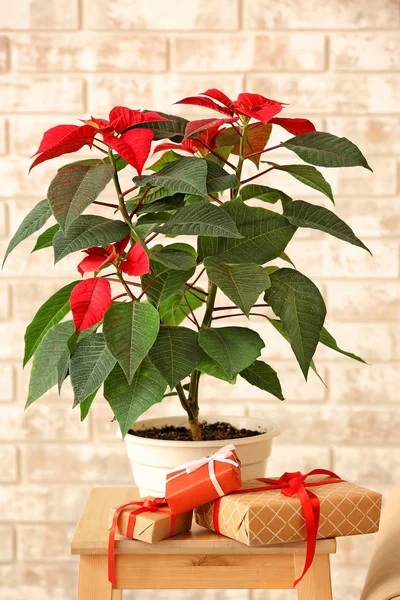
{"left": 108, "top": 497, "right": 176, "bottom": 586}
{"left": 212, "top": 469, "right": 344, "bottom": 587}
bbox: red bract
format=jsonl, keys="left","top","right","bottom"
{"left": 119, "top": 243, "right": 150, "bottom": 277}
{"left": 70, "top": 277, "right": 111, "bottom": 332}
{"left": 77, "top": 235, "right": 130, "bottom": 276}
{"left": 30, "top": 124, "right": 95, "bottom": 171}
{"left": 269, "top": 117, "right": 316, "bottom": 135}
{"left": 176, "top": 88, "right": 284, "bottom": 125}
{"left": 103, "top": 129, "right": 154, "bottom": 175}
{"left": 154, "top": 122, "right": 223, "bottom": 156}
{"left": 184, "top": 117, "right": 238, "bottom": 139}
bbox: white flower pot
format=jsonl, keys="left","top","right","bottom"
{"left": 122, "top": 415, "right": 280, "bottom": 497}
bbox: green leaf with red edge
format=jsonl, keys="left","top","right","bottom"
{"left": 70, "top": 278, "right": 112, "bottom": 332}
{"left": 3, "top": 199, "right": 52, "bottom": 266}
{"left": 52, "top": 215, "right": 129, "bottom": 263}
{"left": 216, "top": 123, "right": 272, "bottom": 167}
{"left": 48, "top": 163, "right": 113, "bottom": 231}
{"left": 103, "top": 129, "right": 154, "bottom": 175}
{"left": 26, "top": 320, "right": 75, "bottom": 408}
{"left": 103, "top": 301, "right": 160, "bottom": 384}
{"left": 104, "top": 359, "right": 168, "bottom": 437}
{"left": 23, "top": 280, "right": 80, "bottom": 367}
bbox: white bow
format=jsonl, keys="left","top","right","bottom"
{"left": 166, "top": 444, "right": 239, "bottom": 497}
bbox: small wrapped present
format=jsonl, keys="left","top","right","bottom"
{"left": 195, "top": 469, "right": 382, "bottom": 585}
{"left": 108, "top": 497, "right": 192, "bottom": 585}
{"left": 165, "top": 443, "right": 241, "bottom": 515}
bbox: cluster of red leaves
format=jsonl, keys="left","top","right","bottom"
{"left": 30, "top": 106, "right": 168, "bottom": 174}
{"left": 176, "top": 89, "right": 315, "bottom": 135}
{"left": 71, "top": 240, "right": 150, "bottom": 332}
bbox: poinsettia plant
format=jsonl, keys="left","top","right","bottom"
{"left": 4, "top": 89, "right": 371, "bottom": 440}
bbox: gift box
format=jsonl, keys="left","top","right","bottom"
{"left": 165, "top": 443, "right": 242, "bottom": 515}
{"left": 108, "top": 498, "right": 193, "bottom": 543}
{"left": 195, "top": 470, "right": 382, "bottom": 585}
{"left": 108, "top": 497, "right": 193, "bottom": 585}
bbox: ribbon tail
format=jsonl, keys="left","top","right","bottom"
{"left": 293, "top": 489, "right": 320, "bottom": 587}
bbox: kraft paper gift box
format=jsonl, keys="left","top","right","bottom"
{"left": 195, "top": 473, "right": 382, "bottom": 547}
{"left": 108, "top": 498, "right": 193, "bottom": 543}
{"left": 165, "top": 443, "right": 241, "bottom": 515}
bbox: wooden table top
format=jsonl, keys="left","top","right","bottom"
{"left": 70, "top": 487, "right": 336, "bottom": 556}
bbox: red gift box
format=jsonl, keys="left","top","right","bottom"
{"left": 165, "top": 444, "right": 241, "bottom": 515}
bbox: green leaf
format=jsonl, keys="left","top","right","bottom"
{"left": 198, "top": 199, "right": 296, "bottom": 264}
{"left": 104, "top": 359, "right": 168, "bottom": 437}
{"left": 266, "top": 163, "right": 334, "bottom": 203}
{"left": 57, "top": 326, "right": 98, "bottom": 394}
{"left": 282, "top": 131, "right": 372, "bottom": 171}
{"left": 31, "top": 224, "right": 60, "bottom": 252}
{"left": 3, "top": 199, "right": 52, "bottom": 266}
{"left": 157, "top": 203, "right": 243, "bottom": 238}
{"left": 206, "top": 145, "right": 234, "bottom": 167}
{"left": 141, "top": 264, "right": 195, "bottom": 306}
{"left": 69, "top": 333, "right": 117, "bottom": 403}
{"left": 151, "top": 243, "right": 197, "bottom": 271}
{"left": 48, "top": 163, "right": 113, "bottom": 231}
{"left": 79, "top": 388, "right": 99, "bottom": 421}
{"left": 240, "top": 360, "right": 284, "bottom": 400}
{"left": 264, "top": 268, "right": 326, "bottom": 378}
{"left": 126, "top": 112, "right": 188, "bottom": 141}
{"left": 240, "top": 184, "right": 281, "bottom": 204}
{"left": 320, "top": 326, "right": 366, "bottom": 364}
{"left": 136, "top": 194, "right": 185, "bottom": 215}
{"left": 23, "top": 281, "right": 79, "bottom": 366}
{"left": 103, "top": 301, "right": 160, "bottom": 383}
{"left": 204, "top": 257, "right": 270, "bottom": 317}
{"left": 148, "top": 150, "right": 182, "bottom": 172}
{"left": 134, "top": 157, "right": 209, "bottom": 197}
{"left": 53, "top": 215, "right": 129, "bottom": 263}
{"left": 148, "top": 326, "right": 201, "bottom": 387}
{"left": 26, "top": 321, "right": 75, "bottom": 408}
{"left": 135, "top": 212, "right": 171, "bottom": 238}
{"left": 196, "top": 351, "right": 236, "bottom": 384}
{"left": 126, "top": 186, "right": 176, "bottom": 211}
{"left": 198, "top": 327, "right": 264, "bottom": 379}
{"left": 283, "top": 200, "right": 370, "bottom": 253}
{"left": 159, "top": 288, "right": 205, "bottom": 326}
{"left": 205, "top": 160, "right": 238, "bottom": 193}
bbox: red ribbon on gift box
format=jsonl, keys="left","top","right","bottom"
{"left": 108, "top": 497, "right": 176, "bottom": 586}
{"left": 212, "top": 468, "right": 345, "bottom": 587}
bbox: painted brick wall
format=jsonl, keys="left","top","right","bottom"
{"left": 1, "top": 1, "right": 399, "bottom": 598}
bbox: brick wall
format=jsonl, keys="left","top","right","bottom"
{"left": 1, "top": 1, "right": 399, "bottom": 598}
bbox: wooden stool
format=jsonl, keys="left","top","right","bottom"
{"left": 71, "top": 487, "right": 336, "bottom": 599}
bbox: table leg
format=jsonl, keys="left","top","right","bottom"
{"left": 78, "top": 555, "right": 113, "bottom": 600}
{"left": 295, "top": 555, "right": 333, "bottom": 600}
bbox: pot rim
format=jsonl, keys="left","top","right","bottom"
{"left": 121, "top": 415, "right": 280, "bottom": 448}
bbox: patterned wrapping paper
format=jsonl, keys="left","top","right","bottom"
{"left": 195, "top": 477, "right": 382, "bottom": 546}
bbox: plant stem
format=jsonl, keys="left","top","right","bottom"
{"left": 116, "top": 270, "right": 136, "bottom": 301}
{"left": 108, "top": 148, "right": 133, "bottom": 230}
{"left": 176, "top": 383, "right": 196, "bottom": 421}
{"left": 232, "top": 119, "right": 248, "bottom": 199}
{"left": 244, "top": 143, "right": 282, "bottom": 160}
{"left": 196, "top": 139, "right": 236, "bottom": 170}
{"left": 93, "top": 200, "right": 119, "bottom": 209}
{"left": 240, "top": 166, "right": 275, "bottom": 186}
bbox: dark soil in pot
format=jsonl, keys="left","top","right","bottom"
{"left": 129, "top": 421, "right": 263, "bottom": 441}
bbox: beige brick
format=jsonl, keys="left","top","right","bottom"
{"left": 243, "top": 0, "right": 400, "bottom": 29}
{"left": 0, "top": 0, "right": 79, "bottom": 29}
{"left": 0, "top": 240, "right": 77, "bottom": 282}
{"left": 247, "top": 74, "right": 400, "bottom": 114}
{"left": 12, "top": 280, "right": 76, "bottom": 320}
{"left": 331, "top": 33, "right": 400, "bottom": 71}
{"left": 328, "top": 364, "right": 400, "bottom": 404}
{"left": 333, "top": 196, "right": 400, "bottom": 238}
{"left": 0, "top": 37, "right": 9, "bottom": 72}
{"left": 267, "top": 445, "right": 331, "bottom": 474}
{"left": 335, "top": 534, "right": 377, "bottom": 567}
{"left": 0, "top": 322, "right": 25, "bottom": 360}
{"left": 326, "top": 281, "right": 400, "bottom": 321}
{"left": 0, "top": 526, "right": 14, "bottom": 562}
{"left": 328, "top": 116, "right": 400, "bottom": 156}
{"left": 14, "top": 33, "right": 167, "bottom": 73}
{"left": 23, "top": 443, "right": 131, "bottom": 482}
{"left": 0, "top": 364, "right": 15, "bottom": 402}
{"left": 288, "top": 239, "right": 398, "bottom": 280}
{"left": 0, "top": 283, "right": 10, "bottom": 320}
{"left": 0, "top": 563, "right": 77, "bottom": 600}
{"left": 0, "top": 118, "right": 7, "bottom": 155}
{"left": 0, "top": 446, "right": 18, "bottom": 482}
{"left": 0, "top": 485, "right": 90, "bottom": 522}
{"left": 0, "top": 404, "right": 89, "bottom": 441}
{"left": 316, "top": 322, "right": 393, "bottom": 363}
{"left": 333, "top": 447, "right": 400, "bottom": 484}
{"left": 87, "top": 74, "right": 243, "bottom": 117}
{"left": 264, "top": 404, "right": 400, "bottom": 445}
{"left": 253, "top": 33, "right": 325, "bottom": 72}
{"left": 0, "top": 202, "right": 8, "bottom": 236}
{"left": 84, "top": 0, "right": 238, "bottom": 30}
{"left": 0, "top": 75, "right": 85, "bottom": 113}
{"left": 330, "top": 564, "right": 369, "bottom": 600}
{"left": 11, "top": 115, "right": 80, "bottom": 156}
{"left": 16, "top": 525, "right": 74, "bottom": 560}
